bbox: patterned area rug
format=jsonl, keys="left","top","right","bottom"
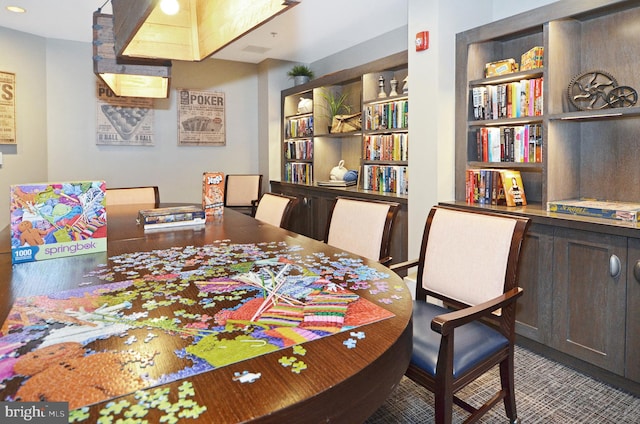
{"left": 366, "top": 345, "right": 640, "bottom": 423}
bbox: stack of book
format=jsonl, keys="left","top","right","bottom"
{"left": 138, "top": 205, "right": 206, "bottom": 230}
{"left": 465, "top": 168, "right": 527, "bottom": 207}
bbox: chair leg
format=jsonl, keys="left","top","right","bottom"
{"left": 434, "top": 388, "right": 453, "bottom": 424}
{"left": 499, "top": 352, "right": 518, "bottom": 423}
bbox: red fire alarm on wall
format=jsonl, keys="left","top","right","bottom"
{"left": 416, "top": 31, "right": 429, "bottom": 51}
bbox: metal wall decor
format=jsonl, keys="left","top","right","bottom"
{"left": 567, "top": 70, "right": 638, "bottom": 110}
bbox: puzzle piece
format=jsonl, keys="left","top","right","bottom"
{"left": 291, "top": 360, "right": 307, "bottom": 374}
{"left": 233, "top": 370, "right": 262, "bottom": 383}
{"left": 350, "top": 331, "right": 366, "bottom": 340}
{"left": 159, "top": 413, "right": 178, "bottom": 424}
{"left": 343, "top": 338, "right": 357, "bottom": 349}
{"left": 278, "top": 356, "right": 297, "bottom": 367}
{"left": 101, "top": 400, "right": 131, "bottom": 415}
{"left": 179, "top": 403, "right": 207, "bottom": 419}
{"left": 124, "top": 403, "right": 148, "bottom": 419}
{"left": 68, "top": 407, "right": 90, "bottom": 422}
{"left": 178, "top": 380, "right": 195, "bottom": 398}
{"left": 292, "top": 345, "right": 307, "bottom": 356}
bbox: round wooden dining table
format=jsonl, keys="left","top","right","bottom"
{"left": 0, "top": 205, "right": 412, "bottom": 423}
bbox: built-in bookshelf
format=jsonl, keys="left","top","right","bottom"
{"left": 456, "top": 0, "right": 640, "bottom": 213}
{"left": 280, "top": 52, "right": 408, "bottom": 195}
{"left": 449, "top": 0, "right": 640, "bottom": 391}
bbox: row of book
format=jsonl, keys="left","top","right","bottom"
{"left": 285, "top": 162, "right": 313, "bottom": 184}
{"left": 285, "top": 115, "right": 313, "bottom": 139}
{"left": 138, "top": 205, "right": 206, "bottom": 230}
{"left": 284, "top": 139, "right": 313, "bottom": 160}
{"left": 364, "top": 133, "right": 408, "bottom": 161}
{"left": 472, "top": 77, "right": 543, "bottom": 120}
{"left": 362, "top": 165, "right": 408, "bottom": 195}
{"left": 465, "top": 168, "right": 527, "bottom": 207}
{"left": 474, "top": 124, "right": 542, "bottom": 163}
{"left": 363, "top": 100, "right": 408, "bottom": 131}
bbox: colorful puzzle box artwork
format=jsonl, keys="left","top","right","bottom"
{"left": 9, "top": 181, "right": 107, "bottom": 264}
{"left": 0, "top": 240, "right": 397, "bottom": 411}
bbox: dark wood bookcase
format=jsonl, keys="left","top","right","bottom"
{"left": 447, "top": 0, "right": 640, "bottom": 394}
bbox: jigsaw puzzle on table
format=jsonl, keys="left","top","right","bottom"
{"left": 0, "top": 240, "right": 401, "bottom": 411}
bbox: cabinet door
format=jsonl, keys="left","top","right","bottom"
{"left": 552, "top": 228, "right": 626, "bottom": 374}
{"left": 515, "top": 224, "right": 554, "bottom": 343}
{"left": 626, "top": 238, "right": 640, "bottom": 382}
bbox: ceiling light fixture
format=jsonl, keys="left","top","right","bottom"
{"left": 111, "top": 0, "right": 300, "bottom": 62}
{"left": 6, "top": 6, "right": 26, "bottom": 13}
{"left": 93, "top": 12, "right": 171, "bottom": 98}
{"left": 159, "top": 0, "right": 180, "bottom": 16}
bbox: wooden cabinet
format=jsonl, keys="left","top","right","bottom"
{"left": 552, "top": 227, "right": 627, "bottom": 375}
{"left": 626, "top": 238, "right": 640, "bottom": 382}
{"left": 515, "top": 223, "right": 554, "bottom": 344}
{"left": 271, "top": 181, "right": 408, "bottom": 265}
{"left": 281, "top": 51, "right": 408, "bottom": 194}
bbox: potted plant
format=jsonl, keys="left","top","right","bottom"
{"left": 319, "top": 90, "right": 352, "bottom": 133}
{"left": 287, "top": 65, "right": 314, "bottom": 86}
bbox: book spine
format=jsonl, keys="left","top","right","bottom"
{"left": 144, "top": 217, "right": 206, "bottom": 230}
{"left": 140, "top": 210, "right": 206, "bottom": 225}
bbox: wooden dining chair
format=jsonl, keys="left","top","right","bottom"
{"left": 106, "top": 186, "right": 160, "bottom": 207}
{"left": 324, "top": 196, "right": 400, "bottom": 266}
{"left": 223, "top": 174, "right": 263, "bottom": 216}
{"left": 391, "top": 205, "right": 530, "bottom": 424}
{"left": 253, "top": 192, "right": 298, "bottom": 229}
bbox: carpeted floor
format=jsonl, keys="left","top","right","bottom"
{"left": 365, "top": 345, "right": 640, "bottom": 423}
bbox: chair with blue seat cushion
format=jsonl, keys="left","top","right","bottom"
{"left": 390, "top": 205, "right": 530, "bottom": 424}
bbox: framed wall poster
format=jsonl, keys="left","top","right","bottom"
{"left": 178, "top": 89, "right": 226, "bottom": 146}
{"left": 0, "top": 71, "right": 16, "bottom": 144}
{"left": 95, "top": 80, "right": 154, "bottom": 146}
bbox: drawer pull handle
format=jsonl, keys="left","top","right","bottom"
{"left": 634, "top": 260, "right": 640, "bottom": 283}
{"left": 609, "top": 254, "right": 621, "bottom": 279}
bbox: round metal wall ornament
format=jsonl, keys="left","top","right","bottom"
{"left": 567, "top": 70, "right": 618, "bottom": 110}
{"left": 567, "top": 70, "right": 638, "bottom": 111}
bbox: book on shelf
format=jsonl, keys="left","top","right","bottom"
{"left": 466, "top": 168, "right": 504, "bottom": 205}
{"left": 466, "top": 168, "right": 529, "bottom": 206}
{"left": 138, "top": 205, "right": 206, "bottom": 229}
{"left": 500, "top": 169, "right": 527, "bottom": 206}
{"left": 547, "top": 198, "right": 640, "bottom": 222}
{"left": 475, "top": 124, "right": 542, "bottom": 163}
{"left": 316, "top": 180, "right": 356, "bottom": 187}
{"left": 471, "top": 77, "right": 543, "bottom": 121}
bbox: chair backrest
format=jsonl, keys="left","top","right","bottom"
{"left": 106, "top": 186, "right": 159, "bottom": 207}
{"left": 415, "top": 206, "right": 530, "bottom": 308}
{"left": 224, "top": 174, "right": 263, "bottom": 208}
{"left": 254, "top": 193, "right": 298, "bottom": 228}
{"left": 325, "top": 196, "right": 400, "bottom": 263}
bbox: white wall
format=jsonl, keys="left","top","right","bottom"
{"left": 44, "top": 38, "right": 261, "bottom": 207}
{"left": 0, "top": 28, "right": 48, "bottom": 225}
{"left": 404, "top": 0, "right": 559, "bottom": 259}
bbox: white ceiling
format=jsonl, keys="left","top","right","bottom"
{"left": 0, "top": 0, "right": 408, "bottom": 64}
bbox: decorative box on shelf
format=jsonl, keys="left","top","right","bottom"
{"left": 547, "top": 199, "right": 640, "bottom": 222}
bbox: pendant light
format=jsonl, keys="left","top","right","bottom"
{"left": 93, "top": 12, "right": 171, "bottom": 98}
{"left": 111, "top": 0, "right": 299, "bottom": 62}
